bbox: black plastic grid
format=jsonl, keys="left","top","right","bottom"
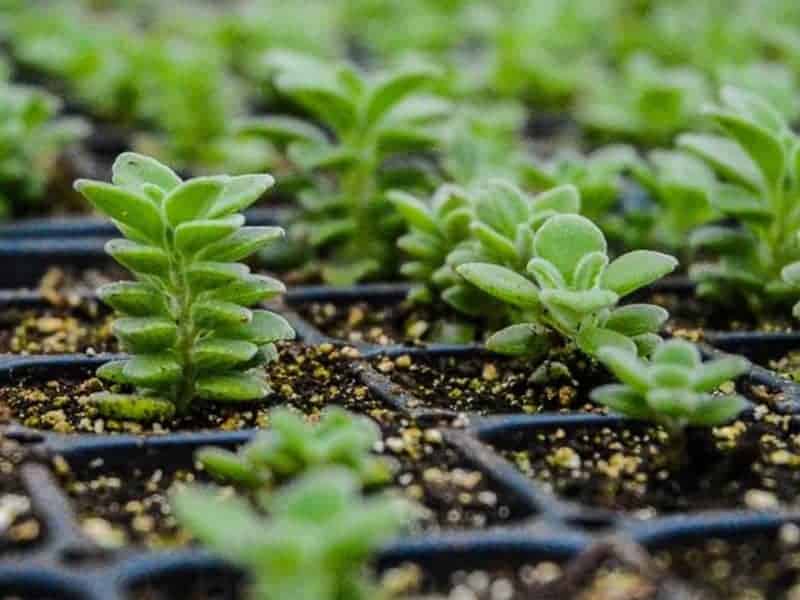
{"left": 2, "top": 282, "right": 800, "bottom": 598}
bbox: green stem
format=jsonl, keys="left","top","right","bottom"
{"left": 171, "top": 254, "right": 196, "bottom": 413}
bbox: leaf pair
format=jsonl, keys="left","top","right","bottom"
{"left": 76, "top": 153, "right": 294, "bottom": 420}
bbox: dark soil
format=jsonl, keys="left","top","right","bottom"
{"left": 371, "top": 350, "right": 610, "bottom": 415}
{"left": 0, "top": 301, "right": 114, "bottom": 355}
{"left": 496, "top": 394, "right": 800, "bottom": 514}
{"left": 0, "top": 435, "right": 41, "bottom": 553}
{"left": 295, "top": 299, "right": 488, "bottom": 346}
{"left": 767, "top": 351, "right": 800, "bottom": 382}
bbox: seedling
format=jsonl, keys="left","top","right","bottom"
{"left": 679, "top": 86, "right": 800, "bottom": 312}
{"left": 0, "top": 81, "right": 87, "bottom": 218}
{"left": 458, "top": 213, "right": 677, "bottom": 359}
{"left": 75, "top": 153, "right": 294, "bottom": 421}
{"left": 592, "top": 340, "right": 749, "bottom": 463}
{"left": 238, "top": 51, "right": 447, "bottom": 284}
{"left": 172, "top": 468, "right": 411, "bottom": 600}
{"left": 196, "top": 407, "right": 392, "bottom": 488}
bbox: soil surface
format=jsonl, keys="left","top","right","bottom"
{"left": 371, "top": 350, "right": 609, "bottom": 415}
{"left": 0, "top": 435, "right": 41, "bottom": 553}
{"left": 295, "top": 299, "right": 489, "bottom": 346}
{"left": 496, "top": 388, "right": 800, "bottom": 514}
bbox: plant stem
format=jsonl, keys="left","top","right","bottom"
{"left": 172, "top": 254, "right": 196, "bottom": 413}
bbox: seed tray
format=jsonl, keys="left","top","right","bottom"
{"left": 2, "top": 284, "right": 800, "bottom": 598}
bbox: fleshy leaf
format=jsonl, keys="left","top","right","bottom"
{"left": 456, "top": 263, "right": 541, "bottom": 308}
{"left": 534, "top": 214, "right": 606, "bottom": 281}
{"left": 602, "top": 251, "right": 678, "bottom": 296}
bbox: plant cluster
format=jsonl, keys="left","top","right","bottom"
{"left": 239, "top": 52, "right": 447, "bottom": 284}
{"left": 173, "top": 468, "right": 411, "bottom": 600}
{"left": 197, "top": 407, "right": 392, "bottom": 489}
{"left": 75, "top": 153, "right": 294, "bottom": 420}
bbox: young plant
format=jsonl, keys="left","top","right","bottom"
{"left": 679, "top": 86, "right": 800, "bottom": 312}
{"left": 458, "top": 213, "right": 677, "bottom": 359}
{"left": 592, "top": 340, "right": 749, "bottom": 461}
{"left": 238, "top": 51, "right": 447, "bottom": 284}
{"left": 172, "top": 468, "right": 412, "bottom": 600}
{"left": 75, "top": 153, "right": 294, "bottom": 421}
{"left": 196, "top": 407, "right": 392, "bottom": 488}
{"left": 578, "top": 53, "right": 709, "bottom": 145}
{"left": 0, "top": 81, "right": 87, "bottom": 218}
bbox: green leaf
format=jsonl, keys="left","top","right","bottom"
{"left": 90, "top": 392, "right": 176, "bottom": 421}
{"left": 197, "top": 227, "right": 285, "bottom": 262}
{"left": 527, "top": 258, "right": 566, "bottom": 289}
{"left": 590, "top": 385, "right": 651, "bottom": 419}
{"left": 206, "top": 275, "right": 286, "bottom": 306}
{"left": 187, "top": 262, "right": 251, "bottom": 292}
{"left": 534, "top": 214, "right": 606, "bottom": 282}
{"left": 688, "top": 226, "right": 753, "bottom": 253}
{"left": 712, "top": 185, "right": 773, "bottom": 224}
{"left": 470, "top": 222, "right": 518, "bottom": 263}
{"left": 540, "top": 289, "right": 618, "bottom": 314}
{"left": 111, "top": 152, "right": 181, "bottom": 193}
{"left": 221, "top": 310, "right": 295, "bottom": 344}
{"left": 532, "top": 184, "right": 581, "bottom": 214}
{"left": 397, "top": 232, "right": 443, "bottom": 260}
{"left": 474, "top": 180, "right": 528, "bottom": 238}
{"left": 596, "top": 347, "right": 650, "bottom": 391}
{"left": 236, "top": 116, "right": 327, "bottom": 146}
{"left": 678, "top": 133, "right": 762, "bottom": 191}
{"left": 105, "top": 239, "right": 169, "bottom": 276}
{"left": 602, "top": 250, "right": 678, "bottom": 296}
{"left": 387, "top": 190, "right": 437, "bottom": 234}
{"left": 603, "top": 304, "right": 669, "bottom": 336}
{"left": 441, "top": 284, "right": 489, "bottom": 317}
{"left": 96, "top": 360, "right": 128, "bottom": 384}
{"left": 192, "top": 300, "right": 252, "bottom": 330}
{"left": 456, "top": 263, "right": 541, "bottom": 308}
{"left": 113, "top": 317, "right": 177, "bottom": 352}
{"left": 577, "top": 326, "right": 637, "bottom": 357}
{"left": 783, "top": 262, "right": 800, "bottom": 286}
{"left": 652, "top": 340, "right": 701, "bottom": 367}
{"left": 650, "top": 364, "right": 693, "bottom": 388}
{"left": 196, "top": 374, "right": 270, "bottom": 402}
{"left": 274, "top": 72, "right": 357, "bottom": 135}
{"left": 688, "top": 394, "right": 748, "bottom": 426}
{"left": 174, "top": 215, "right": 244, "bottom": 256}
{"left": 486, "top": 323, "right": 551, "bottom": 358}
{"left": 196, "top": 447, "right": 265, "bottom": 487}
{"left": 193, "top": 339, "right": 259, "bottom": 371}
{"left": 97, "top": 282, "right": 168, "bottom": 317}
{"left": 209, "top": 174, "right": 276, "bottom": 218}
{"left": 364, "top": 66, "right": 438, "bottom": 127}
{"left": 75, "top": 180, "right": 163, "bottom": 244}
{"left": 691, "top": 356, "right": 749, "bottom": 392}
{"left": 163, "top": 177, "right": 227, "bottom": 227}
{"left": 123, "top": 354, "right": 182, "bottom": 387}
{"left": 572, "top": 252, "right": 608, "bottom": 290}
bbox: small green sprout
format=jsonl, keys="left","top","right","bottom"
{"left": 74, "top": 153, "right": 294, "bottom": 421}
{"left": 458, "top": 213, "right": 677, "bottom": 359}
{"left": 196, "top": 407, "right": 392, "bottom": 489}
{"left": 680, "top": 86, "right": 800, "bottom": 312}
{"left": 592, "top": 340, "right": 749, "bottom": 437}
{"left": 172, "top": 468, "right": 412, "bottom": 600}
{"left": 238, "top": 52, "right": 447, "bottom": 284}
{"left": 0, "top": 81, "right": 87, "bottom": 218}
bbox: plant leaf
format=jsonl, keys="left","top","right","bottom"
{"left": 196, "top": 374, "right": 271, "bottom": 402}
{"left": 486, "top": 323, "right": 551, "bottom": 358}
{"left": 603, "top": 304, "right": 669, "bottom": 336}
{"left": 111, "top": 152, "right": 181, "bottom": 193}
{"left": 90, "top": 392, "right": 176, "bottom": 421}
{"left": 76, "top": 180, "right": 163, "bottom": 244}
{"left": 602, "top": 250, "right": 677, "bottom": 296}
{"left": 456, "top": 263, "right": 541, "bottom": 308}
{"left": 534, "top": 214, "right": 606, "bottom": 282}
{"left": 164, "top": 177, "right": 227, "bottom": 227}
{"left": 174, "top": 215, "right": 244, "bottom": 256}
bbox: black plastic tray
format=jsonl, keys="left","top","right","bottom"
{"left": 2, "top": 287, "right": 800, "bottom": 598}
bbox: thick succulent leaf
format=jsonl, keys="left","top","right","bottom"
{"left": 98, "top": 282, "right": 168, "bottom": 317}
{"left": 534, "top": 214, "right": 606, "bottom": 282}
{"left": 456, "top": 263, "right": 541, "bottom": 308}
{"left": 687, "top": 394, "right": 748, "bottom": 426}
{"left": 387, "top": 190, "right": 437, "bottom": 234}
{"left": 646, "top": 388, "right": 697, "bottom": 417}
{"left": 602, "top": 251, "right": 678, "bottom": 296}
{"left": 678, "top": 133, "right": 763, "bottom": 191}
{"left": 650, "top": 364, "right": 693, "bottom": 388}
{"left": 711, "top": 185, "right": 773, "bottom": 224}
{"left": 196, "top": 373, "right": 271, "bottom": 402}
{"left": 590, "top": 384, "right": 652, "bottom": 419}
{"left": 96, "top": 360, "right": 128, "bottom": 384}
{"left": 632, "top": 333, "right": 662, "bottom": 358}
{"left": 540, "top": 289, "right": 618, "bottom": 314}
{"left": 206, "top": 275, "right": 286, "bottom": 306}
{"left": 196, "top": 447, "right": 265, "bottom": 487}
{"left": 274, "top": 72, "right": 357, "bottom": 134}
{"left": 397, "top": 232, "right": 443, "bottom": 260}
{"left": 364, "top": 66, "right": 439, "bottom": 127}
{"left": 470, "top": 222, "right": 518, "bottom": 263}
{"left": 111, "top": 152, "right": 181, "bottom": 193}
{"left": 441, "top": 284, "right": 489, "bottom": 317}
{"left": 105, "top": 239, "right": 169, "bottom": 276}
{"left": 209, "top": 175, "right": 275, "bottom": 218}
{"left": 474, "top": 180, "right": 528, "bottom": 238}
{"left": 596, "top": 347, "right": 650, "bottom": 391}
{"left": 720, "top": 86, "right": 785, "bottom": 133}
{"left": 193, "top": 339, "right": 259, "bottom": 371}
{"left": 688, "top": 226, "right": 754, "bottom": 253}
{"left": 174, "top": 215, "right": 244, "bottom": 256}
{"left": 401, "top": 262, "right": 435, "bottom": 281}
{"left": 603, "top": 304, "right": 669, "bottom": 336}
{"left": 572, "top": 252, "right": 608, "bottom": 290}
{"left": 187, "top": 262, "right": 251, "bottom": 292}
{"left": 76, "top": 181, "right": 163, "bottom": 244}
{"left": 221, "top": 310, "right": 295, "bottom": 344}
{"left": 486, "top": 323, "right": 551, "bottom": 358}
{"left": 123, "top": 354, "right": 182, "bottom": 387}
{"left": 442, "top": 208, "right": 473, "bottom": 242}
{"left": 652, "top": 340, "right": 701, "bottom": 367}
{"left": 782, "top": 262, "right": 800, "bottom": 286}
{"left": 113, "top": 317, "right": 177, "bottom": 352}
{"left": 236, "top": 115, "right": 327, "bottom": 146}
{"left": 308, "top": 219, "right": 356, "bottom": 248}
{"left": 164, "top": 177, "right": 227, "bottom": 227}
{"left": 531, "top": 184, "right": 581, "bottom": 215}
{"left": 691, "top": 356, "right": 750, "bottom": 392}
{"left": 197, "top": 227, "right": 285, "bottom": 262}
{"left": 90, "top": 392, "right": 176, "bottom": 421}
{"left": 192, "top": 300, "right": 252, "bottom": 330}
{"left": 527, "top": 258, "right": 566, "bottom": 289}
{"left": 577, "top": 326, "right": 637, "bottom": 357}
